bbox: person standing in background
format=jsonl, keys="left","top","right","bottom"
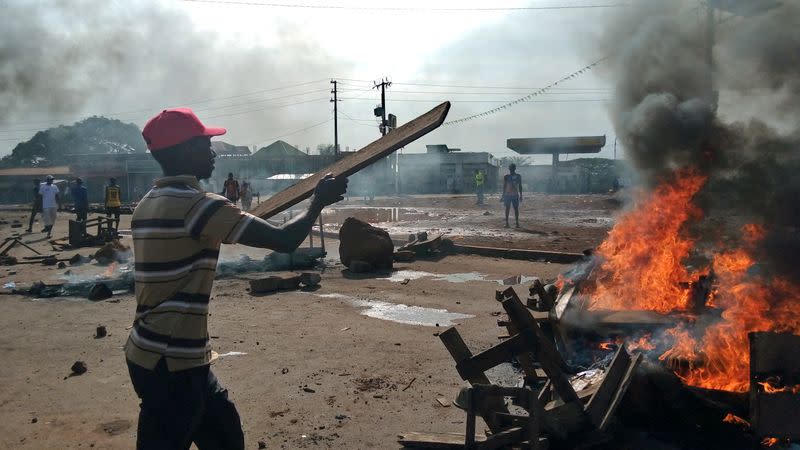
{"left": 502, "top": 164, "right": 523, "bottom": 228}
{"left": 105, "top": 177, "right": 123, "bottom": 234}
{"left": 475, "top": 169, "right": 485, "bottom": 205}
{"left": 221, "top": 173, "right": 240, "bottom": 204}
{"left": 26, "top": 178, "right": 43, "bottom": 233}
{"left": 39, "top": 175, "right": 61, "bottom": 238}
{"left": 240, "top": 180, "right": 253, "bottom": 211}
{"left": 71, "top": 178, "right": 89, "bottom": 222}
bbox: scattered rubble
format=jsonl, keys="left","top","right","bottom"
{"left": 88, "top": 283, "right": 113, "bottom": 301}
{"left": 393, "top": 250, "right": 415, "bottom": 262}
{"left": 70, "top": 361, "right": 87, "bottom": 376}
{"left": 249, "top": 272, "right": 322, "bottom": 294}
{"left": 94, "top": 240, "right": 130, "bottom": 265}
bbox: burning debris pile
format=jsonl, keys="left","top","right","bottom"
{"left": 403, "top": 279, "right": 800, "bottom": 448}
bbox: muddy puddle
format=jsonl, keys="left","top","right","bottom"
{"left": 383, "top": 270, "right": 538, "bottom": 286}
{"left": 316, "top": 293, "right": 473, "bottom": 327}
{"left": 321, "top": 207, "right": 437, "bottom": 225}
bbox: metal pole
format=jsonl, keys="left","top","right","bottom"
{"left": 318, "top": 214, "right": 325, "bottom": 252}
{"left": 331, "top": 80, "right": 339, "bottom": 155}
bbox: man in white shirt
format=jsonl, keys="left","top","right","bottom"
{"left": 39, "top": 175, "right": 61, "bottom": 238}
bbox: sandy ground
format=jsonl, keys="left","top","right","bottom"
{"left": 312, "top": 192, "right": 620, "bottom": 253}
{"left": 0, "top": 194, "right": 613, "bottom": 449}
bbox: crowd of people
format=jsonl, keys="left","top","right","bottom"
{"left": 25, "top": 173, "right": 257, "bottom": 239}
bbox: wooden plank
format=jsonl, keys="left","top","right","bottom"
{"left": 499, "top": 288, "right": 579, "bottom": 404}
{"left": 252, "top": 101, "right": 450, "bottom": 218}
{"left": 398, "top": 431, "right": 466, "bottom": 449}
{"left": 439, "top": 327, "right": 509, "bottom": 432}
{"left": 597, "top": 353, "right": 641, "bottom": 430}
{"left": 749, "top": 331, "right": 800, "bottom": 374}
{"left": 584, "top": 346, "right": 631, "bottom": 429}
{"left": 456, "top": 332, "right": 534, "bottom": 379}
{"left": 398, "top": 430, "right": 540, "bottom": 449}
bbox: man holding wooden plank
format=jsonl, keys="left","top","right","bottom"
{"left": 125, "top": 101, "right": 449, "bottom": 448}
{"left": 125, "top": 107, "right": 347, "bottom": 449}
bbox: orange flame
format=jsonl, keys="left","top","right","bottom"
{"left": 722, "top": 413, "right": 750, "bottom": 427}
{"left": 758, "top": 381, "right": 800, "bottom": 395}
{"left": 598, "top": 342, "right": 615, "bottom": 350}
{"left": 103, "top": 262, "right": 118, "bottom": 278}
{"left": 761, "top": 437, "right": 780, "bottom": 447}
{"left": 582, "top": 169, "right": 800, "bottom": 392}
{"left": 587, "top": 170, "right": 707, "bottom": 313}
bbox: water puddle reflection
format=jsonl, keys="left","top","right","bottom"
{"left": 317, "top": 293, "right": 473, "bottom": 327}
{"left": 383, "top": 270, "right": 537, "bottom": 286}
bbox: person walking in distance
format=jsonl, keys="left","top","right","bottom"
{"left": 502, "top": 164, "right": 523, "bottom": 228}
{"left": 240, "top": 180, "right": 253, "bottom": 211}
{"left": 39, "top": 175, "right": 61, "bottom": 238}
{"left": 127, "top": 107, "right": 347, "bottom": 449}
{"left": 105, "top": 177, "right": 123, "bottom": 235}
{"left": 71, "top": 178, "right": 89, "bottom": 222}
{"left": 475, "top": 169, "right": 485, "bottom": 205}
{"left": 26, "top": 178, "right": 43, "bottom": 233}
{"left": 221, "top": 172, "right": 240, "bottom": 204}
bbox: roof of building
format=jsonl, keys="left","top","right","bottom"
{"left": 0, "top": 166, "right": 72, "bottom": 177}
{"left": 506, "top": 136, "right": 606, "bottom": 154}
{"left": 211, "top": 141, "right": 251, "bottom": 156}
{"left": 252, "top": 140, "right": 307, "bottom": 159}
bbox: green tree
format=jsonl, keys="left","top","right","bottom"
{"left": 499, "top": 156, "right": 531, "bottom": 167}
{"left": 1, "top": 116, "right": 146, "bottom": 168}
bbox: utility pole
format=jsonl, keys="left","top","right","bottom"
{"left": 330, "top": 79, "right": 339, "bottom": 155}
{"left": 613, "top": 137, "right": 617, "bottom": 160}
{"left": 373, "top": 78, "right": 392, "bottom": 136}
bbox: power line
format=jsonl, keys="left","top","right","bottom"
{"left": 390, "top": 82, "right": 610, "bottom": 91}
{"left": 444, "top": 56, "right": 608, "bottom": 125}
{"left": 182, "top": 0, "right": 629, "bottom": 12}
{"left": 340, "top": 97, "right": 609, "bottom": 103}
{"left": 252, "top": 118, "right": 332, "bottom": 146}
{"left": 384, "top": 90, "right": 610, "bottom": 95}
{"left": 0, "top": 78, "right": 330, "bottom": 130}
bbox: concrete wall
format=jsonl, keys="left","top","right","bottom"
{"left": 398, "top": 152, "right": 500, "bottom": 194}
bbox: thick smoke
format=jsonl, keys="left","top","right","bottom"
{"left": 598, "top": 0, "right": 800, "bottom": 277}
{"left": 0, "top": 0, "right": 347, "bottom": 147}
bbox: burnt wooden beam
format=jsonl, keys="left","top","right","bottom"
{"left": 439, "top": 327, "right": 509, "bottom": 432}
{"left": 498, "top": 287, "right": 579, "bottom": 404}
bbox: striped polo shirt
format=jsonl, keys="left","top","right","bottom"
{"left": 125, "top": 175, "right": 255, "bottom": 372}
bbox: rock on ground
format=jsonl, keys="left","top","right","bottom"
{"left": 339, "top": 217, "right": 393, "bottom": 271}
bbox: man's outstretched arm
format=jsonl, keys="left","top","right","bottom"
{"left": 237, "top": 174, "right": 347, "bottom": 253}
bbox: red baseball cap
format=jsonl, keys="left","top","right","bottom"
{"left": 142, "top": 107, "right": 226, "bottom": 151}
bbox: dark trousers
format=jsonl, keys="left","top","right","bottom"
{"left": 27, "top": 206, "right": 41, "bottom": 230}
{"left": 75, "top": 208, "right": 87, "bottom": 222}
{"left": 127, "top": 359, "right": 245, "bottom": 450}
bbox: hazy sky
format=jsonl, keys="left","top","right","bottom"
{"left": 0, "top": 0, "right": 621, "bottom": 163}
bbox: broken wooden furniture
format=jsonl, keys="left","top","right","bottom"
{"left": 0, "top": 236, "right": 43, "bottom": 265}
{"left": 397, "top": 233, "right": 451, "bottom": 258}
{"left": 399, "top": 385, "right": 547, "bottom": 450}
{"left": 401, "top": 286, "right": 642, "bottom": 449}
{"left": 68, "top": 217, "right": 117, "bottom": 248}
{"left": 749, "top": 331, "right": 800, "bottom": 440}
{"left": 252, "top": 102, "right": 450, "bottom": 219}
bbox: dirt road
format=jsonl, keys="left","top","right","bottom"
{"left": 0, "top": 194, "right": 613, "bottom": 449}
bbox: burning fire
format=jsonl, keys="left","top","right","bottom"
{"left": 722, "top": 413, "right": 750, "bottom": 427}
{"left": 757, "top": 381, "right": 800, "bottom": 395}
{"left": 103, "top": 262, "right": 119, "bottom": 278}
{"left": 761, "top": 437, "right": 780, "bottom": 447}
{"left": 582, "top": 169, "right": 800, "bottom": 392}
{"left": 588, "top": 170, "right": 707, "bottom": 313}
